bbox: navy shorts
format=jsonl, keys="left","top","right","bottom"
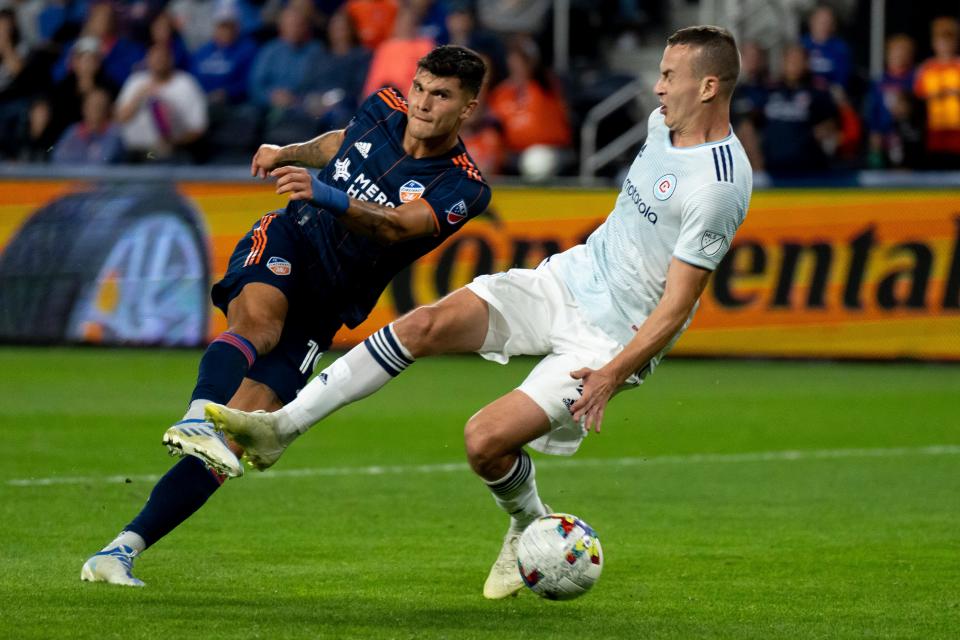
{"left": 212, "top": 210, "right": 342, "bottom": 404}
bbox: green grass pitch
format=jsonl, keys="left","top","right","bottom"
{"left": 1, "top": 347, "right": 958, "bottom": 639}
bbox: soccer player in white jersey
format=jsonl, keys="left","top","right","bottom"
{"left": 203, "top": 25, "right": 752, "bottom": 599}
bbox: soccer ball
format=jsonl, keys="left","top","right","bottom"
{"left": 516, "top": 513, "right": 603, "bottom": 600}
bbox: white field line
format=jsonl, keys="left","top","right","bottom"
{"left": 7, "top": 445, "right": 960, "bottom": 488}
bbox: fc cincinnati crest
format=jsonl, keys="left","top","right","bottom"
{"left": 399, "top": 180, "right": 425, "bottom": 203}
{"left": 445, "top": 199, "right": 468, "bottom": 224}
{"left": 653, "top": 173, "right": 677, "bottom": 200}
{"left": 699, "top": 231, "right": 727, "bottom": 257}
{"left": 267, "top": 256, "right": 292, "bottom": 276}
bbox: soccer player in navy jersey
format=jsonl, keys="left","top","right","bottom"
{"left": 81, "top": 45, "right": 491, "bottom": 586}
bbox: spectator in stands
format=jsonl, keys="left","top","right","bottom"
{"left": 148, "top": 11, "right": 191, "bottom": 72}
{"left": 302, "top": 10, "right": 371, "bottom": 130}
{"left": 0, "top": 7, "right": 48, "bottom": 158}
{"left": 192, "top": 5, "right": 258, "bottom": 105}
{"left": 361, "top": 6, "right": 434, "bottom": 97}
{"left": 914, "top": 16, "right": 960, "bottom": 169}
{"left": 345, "top": 0, "right": 397, "bottom": 51}
{"left": 248, "top": 6, "right": 322, "bottom": 110}
{"left": 731, "top": 40, "right": 769, "bottom": 170}
{"left": 759, "top": 44, "right": 838, "bottom": 176}
{"left": 802, "top": 3, "right": 851, "bottom": 91}
{"left": 487, "top": 35, "right": 572, "bottom": 176}
{"left": 444, "top": 1, "right": 505, "bottom": 83}
{"left": 51, "top": 86, "right": 123, "bottom": 163}
{"left": 28, "top": 35, "right": 118, "bottom": 160}
{"left": 54, "top": 2, "right": 145, "bottom": 88}
{"left": 115, "top": 43, "right": 207, "bottom": 161}
{"left": 865, "top": 34, "right": 923, "bottom": 169}
{"left": 409, "top": 0, "right": 447, "bottom": 43}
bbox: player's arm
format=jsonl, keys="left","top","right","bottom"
{"left": 251, "top": 130, "right": 346, "bottom": 178}
{"left": 569, "top": 258, "right": 711, "bottom": 432}
{"left": 270, "top": 166, "right": 437, "bottom": 244}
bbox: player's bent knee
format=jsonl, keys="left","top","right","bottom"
{"left": 228, "top": 319, "right": 283, "bottom": 356}
{"left": 464, "top": 416, "right": 505, "bottom": 478}
{"left": 395, "top": 305, "right": 442, "bottom": 357}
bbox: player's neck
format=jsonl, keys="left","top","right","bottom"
{"left": 403, "top": 130, "right": 459, "bottom": 159}
{"left": 670, "top": 110, "right": 731, "bottom": 148}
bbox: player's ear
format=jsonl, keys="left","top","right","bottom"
{"left": 699, "top": 75, "right": 720, "bottom": 102}
{"left": 460, "top": 97, "right": 479, "bottom": 120}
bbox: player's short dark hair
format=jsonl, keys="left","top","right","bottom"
{"left": 417, "top": 45, "right": 486, "bottom": 97}
{"left": 667, "top": 26, "right": 740, "bottom": 95}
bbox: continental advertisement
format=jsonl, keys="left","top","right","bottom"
{"left": 0, "top": 178, "right": 957, "bottom": 360}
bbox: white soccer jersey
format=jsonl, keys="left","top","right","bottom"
{"left": 553, "top": 108, "right": 752, "bottom": 346}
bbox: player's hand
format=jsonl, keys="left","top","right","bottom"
{"left": 569, "top": 367, "right": 620, "bottom": 434}
{"left": 251, "top": 144, "right": 283, "bottom": 179}
{"left": 271, "top": 165, "right": 313, "bottom": 200}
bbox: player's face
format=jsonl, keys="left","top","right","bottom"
{"left": 653, "top": 44, "right": 703, "bottom": 132}
{"left": 406, "top": 69, "right": 478, "bottom": 142}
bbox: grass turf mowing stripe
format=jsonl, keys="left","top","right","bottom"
{"left": 8, "top": 443, "right": 959, "bottom": 487}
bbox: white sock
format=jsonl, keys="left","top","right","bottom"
{"left": 102, "top": 531, "right": 146, "bottom": 554}
{"left": 182, "top": 399, "right": 208, "bottom": 421}
{"left": 277, "top": 324, "right": 414, "bottom": 443}
{"left": 484, "top": 450, "right": 547, "bottom": 534}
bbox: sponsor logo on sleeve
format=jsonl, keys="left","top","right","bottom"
{"left": 445, "top": 199, "right": 468, "bottom": 224}
{"left": 266, "top": 256, "right": 292, "bottom": 275}
{"left": 699, "top": 231, "right": 727, "bottom": 257}
{"left": 354, "top": 141, "right": 371, "bottom": 158}
{"left": 653, "top": 173, "right": 677, "bottom": 200}
{"left": 399, "top": 180, "right": 425, "bottom": 203}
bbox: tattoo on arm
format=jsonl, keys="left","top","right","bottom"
{"left": 281, "top": 130, "right": 345, "bottom": 169}
{"left": 338, "top": 200, "right": 405, "bottom": 243}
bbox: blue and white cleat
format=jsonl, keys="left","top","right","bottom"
{"left": 80, "top": 545, "right": 145, "bottom": 587}
{"left": 162, "top": 418, "right": 244, "bottom": 478}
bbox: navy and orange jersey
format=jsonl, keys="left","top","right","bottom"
{"left": 291, "top": 86, "right": 492, "bottom": 328}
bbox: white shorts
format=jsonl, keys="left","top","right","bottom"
{"left": 466, "top": 258, "right": 656, "bottom": 456}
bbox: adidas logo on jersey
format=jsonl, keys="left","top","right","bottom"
{"left": 354, "top": 141, "right": 371, "bottom": 158}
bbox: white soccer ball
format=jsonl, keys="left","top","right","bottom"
{"left": 516, "top": 513, "right": 603, "bottom": 600}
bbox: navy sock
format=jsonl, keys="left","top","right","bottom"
{"left": 125, "top": 456, "right": 224, "bottom": 548}
{"left": 190, "top": 332, "right": 257, "bottom": 404}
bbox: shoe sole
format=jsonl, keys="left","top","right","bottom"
{"left": 162, "top": 428, "right": 243, "bottom": 478}
{"left": 483, "top": 585, "right": 522, "bottom": 599}
{"left": 80, "top": 562, "right": 145, "bottom": 587}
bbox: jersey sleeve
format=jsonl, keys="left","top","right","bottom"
{"left": 421, "top": 169, "right": 491, "bottom": 238}
{"left": 673, "top": 182, "right": 746, "bottom": 271}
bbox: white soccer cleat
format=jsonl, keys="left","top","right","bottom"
{"left": 205, "top": 403, "right": 287, "bottom": 471}
{"left": 162, "top": 419, "right": 243, "bottom": 478}
{"left": 80, "top": 545, "right": 145, "bottom": 587}
{"left": 483, "top": 531, "right": 524, "bottom": 599}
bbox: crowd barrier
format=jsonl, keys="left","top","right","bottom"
{"left": 1, "top": 167, "right": 957, "bottom": 360}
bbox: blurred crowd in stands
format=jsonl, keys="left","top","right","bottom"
{"left": 0, "top": 0, "right": 958, "bottom": 177}
{"left": 734, "top": 6, "right": 960, "bottom": 176}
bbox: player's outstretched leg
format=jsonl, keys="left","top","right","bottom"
{"left": 465, "top": 391, "right": 552, "bottom": 599}
{"left": 208, "top": 289, "right": 489, "bottom": 469}
{"left": 206, "top": 323, "right": 414, "bottom": 469}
